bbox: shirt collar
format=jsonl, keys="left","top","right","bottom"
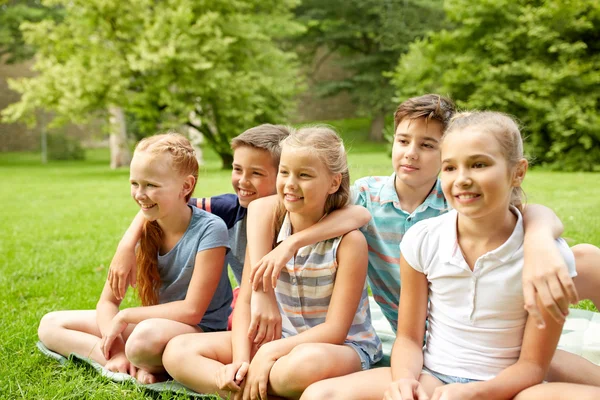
{"left": 276, "top": 212, "right": 292, "bottom": 244}
{"left": 441, "top": 206, "right": 524, "bottom": 265}
{"left": 381, "top": 174, "right": 447, "bottom": 212}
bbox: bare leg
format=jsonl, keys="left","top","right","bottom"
{"left": 515, "top": 383, "right": 600, "bottom": 400}
{"left": 573, "top": 244, "right": 600, "bottom": 308}
{"left": 124, "top": 318, "right": 202, "bottom": 383}
{"left": 301, "top": 368, "right": 392, "bottom": 400}
{"left": 163, "top": 331, "right": 234, "bottom": 397}
{"left": 38, "top": 309, "right": 134, "bottom": 366}
{"left": 418, "top": 373, "right": 444, "bottom": 396}
{"left": 268, "top": 343, "right": 362, "bottom": 400}
{"left": 547, "top": 349, "right": 600, "bottom": 386}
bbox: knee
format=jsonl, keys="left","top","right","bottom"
{"left": 573, "top": 244, "right": 600, "bottom": 273}
{"left": 162, "top": 334, "right": 198, "bottom": 376}
{"left": 301, "top": 381, "right": 342, "bottom": 400}
{"left": 38, "top": 311, "right": 62, "bottom": 345}
{"left": 272, "top": 344, "right": 330, "bottom": 392}
{"left": 125, "top": 319, "right": 167, "bottom": 361}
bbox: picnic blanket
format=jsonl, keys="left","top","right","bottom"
{"left": 37, "top": 300, "right": 600, "bottom": 398}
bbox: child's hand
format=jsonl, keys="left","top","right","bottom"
{"left": 384, "top": 378, "right": 429, "bottom": 400}
{"left": 108, "top": 244, "right": 137, "bottom": 300}
{"left": 243, "top": 346, "right": 277, "bottom": 400}
{"left": 250, "top": 240, "right": 295, "bottom": 291}
{"left": 104, "top": 353, "right": 136, "bottom": 376}
{"left": 522, "top": 237, "right": 578, "bottom": 328}
{"left": 100, "top": 313, "right": 128, "bottom": 359}
{"left": 430, "top": 382, "right": 481, "bottom": 400}
{"left": 216, "top": 361, "right": 249, "bottom": 392}
{"left": 248, "top": 291, "right": 281, "bottom": 347}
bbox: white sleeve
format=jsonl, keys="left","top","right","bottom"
{"left": 400, "top": 221, "right": 430, "bottom": 273}
{"left": 556, "top": 238, "right": 578, "bottom": 278}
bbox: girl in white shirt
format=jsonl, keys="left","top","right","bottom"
{"left": 386, "top": 111, "right": 599, "bottom": 400}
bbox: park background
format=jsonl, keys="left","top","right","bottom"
{"left": 1, "top": 0, "right": 599, "bottom": 398}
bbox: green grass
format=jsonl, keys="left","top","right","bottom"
{"left": 1, "top": 126, "right": 599, "bottom": 398}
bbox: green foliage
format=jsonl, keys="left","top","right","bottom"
{"left": 295, "top": 0, "right": 445, "bottom": 117}
{"left": 47, "top": 132, "right": 85, "bottom": 160}
{"left": 0, "top": 0, "right": 63, "bottom": 64}
{"left": 2, "top": 0, "right": 304, "bottom": 167}
{"left": 392, "top": 0, "right": 600, "bottom": 171}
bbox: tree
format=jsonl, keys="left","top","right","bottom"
{"left": 0, "top": 0, "right": 63, "bottom": 64}
{"left": 294, "top": 0, "right": 445, "bottom": 141}
{"left": 392, "top": 0, "right": 600, "bottom": 171}
{"left": 2, "top": 0, "right": 303, "bottom": 168}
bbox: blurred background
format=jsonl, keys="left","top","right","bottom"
{"left": 1, "top": 0, "right": 598, "bottom": 171}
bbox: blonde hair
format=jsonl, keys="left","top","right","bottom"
{"left": 231, "top": 124, "right": 294, "bottom": 169}
{"left": 444, "top": 111, "right": 527, "bottom": 210}
{"left": 272, "top": 126, "right": 350, "bottom": 245}
{"left": 133, "top": 132, "right": 199, "bottom": 306}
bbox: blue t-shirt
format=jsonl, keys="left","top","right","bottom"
{"left": 158, "top": 206, "right": 232, "bottom": 331}
{"left": 190, "top": 194, "right": 247, "bottom": 285}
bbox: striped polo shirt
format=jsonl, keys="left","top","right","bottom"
{"left": 353, "top": 174, "right": 447, "bottom": 332}
{"left": 275, "top": 213, "right": 383, "bottom": 366}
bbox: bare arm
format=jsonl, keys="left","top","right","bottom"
{"left": 231, "top": 250, "right": 257, "bottom": 364}
{"left": 108, "top": 211, "right": 145, "bottom": 299}
{"left": 117, "top": 246, "right": 227, "bottom": 325}
{"left": 391, "top": 255, "right": 429, "bottom": 381}
{"left": 248, "top": 195, "right": 371, "bottom": 290}
{"left": 521, "top": 204, "right": 578, "bottom": 327}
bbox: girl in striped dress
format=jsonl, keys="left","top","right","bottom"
{"left": 163, "top": 126, "right": 381, "bottom": 400}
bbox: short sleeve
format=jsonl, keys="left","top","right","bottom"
{"left": 352, "top": 179, "right": 368, "bottom": 207}
{"left": 399, "top": 221, "right": 430, "bottom": 273}
{"left": 556, "top": 238, "right": 578, "bottom": 278}
{"left": 196, "top": 216, "right": 230, "bottom": 254}
{"left": 193, "top": 194, "right": 242, "bottom": 229}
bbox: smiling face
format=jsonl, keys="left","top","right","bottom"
{"left": 276, "top": 146, "right": 340, "bottom": 221}
{"left": 441, "top": 127, "right": 527, "bottom": 220}
{"left": 231, "top": 146, "right": 278, "bottom": 208}
{"left": 392, "top": 117, "right": 444, "bottom": 192}
{"left": 130, "top": 151, "right": 192, "bottom": 222}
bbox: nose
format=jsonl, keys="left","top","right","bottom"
{"left": 456, "top": 167, "right": 472, "bottom": 187}
{"left": 405, "top": 143, "right": 418, "bottom": 160}
{"left": 239, "top": 173, "right": 250, "bottom": 187}
{"left": 284, "top": 174, "right": 298, "bottom": 191}
{"left": 134, "top": 187, "right": 147, "bottom": 200}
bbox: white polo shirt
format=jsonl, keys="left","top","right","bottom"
{"left": 400, "top": 207, "right": 577, "bottom": 381}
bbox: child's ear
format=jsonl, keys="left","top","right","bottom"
{"left": 512, "top": 159, "right": 528, "bottom": 187}
{"left": 328, "top": 173, "right": 342, "bottom": 194}
{"left": 181, "top": 175, "right": 196, "bottom": 198}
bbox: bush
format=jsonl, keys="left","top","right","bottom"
{"left": 47, "top": 133, "right": 85, "bottom": 161}
{"left": 391, "top": 0, "right": 600, "bottom": 171}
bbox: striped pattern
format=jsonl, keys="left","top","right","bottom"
{"left": 275, "top": 214, "right": 383, "bottom": 367}
{"left": 352, "top": 174, "right": 447, "bottom": 331}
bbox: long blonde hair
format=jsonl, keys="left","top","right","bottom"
{"left": 444, "top": 111, "right": 527, "bottom": 210}
{"left": 133, "top": 132, "right": 198, "bottom": 306}
{"left": 272, "top": 126, "right": 350, "bottom": 246}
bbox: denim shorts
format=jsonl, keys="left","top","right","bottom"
{"left": 345, "top": 342, "right": 372, "bottom": 371}
{"left": 421, "top": 366, "right": 481, "bottom": 385}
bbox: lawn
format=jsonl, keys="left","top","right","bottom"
{"left": 1, "top": 126, "right": 599, "bottom": 399}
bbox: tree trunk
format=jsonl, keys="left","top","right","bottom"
{"left": 108, "top": 105, "right": 131, "bottom": 169}
{"left": 219, "top": 152, "right": 233, "bottom": 169}
{"left": 368, "top": 111, "right": 386, "bottom": 142}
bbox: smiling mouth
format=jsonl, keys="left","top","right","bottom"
{"left": 455, "top": 193, "right": 480, "bottom": 200}
{"left": 238, "top": 189, "right": 256, "bottom": 197}
{"left": 139, "top": 203, "right": 156, "bottom": 210}
{"left": 284, "top": 194, "right": 303, "bottom": 201}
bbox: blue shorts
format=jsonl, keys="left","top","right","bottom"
{"left": 421, "top": 366, "right": 481, "bottom": 385}
{"left": 345, "top": 343, "right": 372, "bottom": 371}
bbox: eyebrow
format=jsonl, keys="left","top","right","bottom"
{"left": 395, "top": 133, "right": 440, "bottom": 143}
{"left": 441, "top": 154, "right": 493, "bottom": 163}
{"left": 232, "top": 163, "right": 268, "bottom": 172}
